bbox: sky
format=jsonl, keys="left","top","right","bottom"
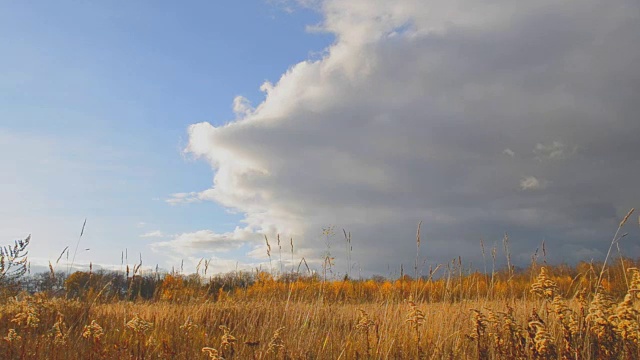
{"left": 2, "top": 0, "right": 640, "bottom": 277}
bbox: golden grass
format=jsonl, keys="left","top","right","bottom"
{"left": 1, "top": 268, "right": 640, "bottom": 360}
{"left": 3, "top": 211, "right": 640, "bottom": 359}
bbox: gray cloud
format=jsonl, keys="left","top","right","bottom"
{"left": 171, "top": 0, "right": 640, "bottom": 274}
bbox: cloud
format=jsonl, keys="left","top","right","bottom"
{"left": 166, "top": 192, "right": 202, "bottom": 205}
{"left": 140, "top": 230, "right": 165, "bottom": 238}
{"left": 151, "top": 227, "right": 260, "bottom": 258}
{"left": 176, "top": 0, "right": 640, "bottom": 272}
{"left": 519, "top": 176, "right": 546, "bottom": 191}
{"left": 503, "top": 149, "right": 515, "bottom": 158}
{"left": 232, "top": 96, "right": 254, "bottom": 118}
{"left": 534, "top": 141, "right": 573, "bottom": 161}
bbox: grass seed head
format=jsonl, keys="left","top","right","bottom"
{"left": 267, "top": 327, "right": 285, "bottom": 355}
{"left": 82, "top": 320, "right": 105, "bottom": 341}
{"left": 3, "top": 329, "right": 21, "bottom": 343}
{"left": 356, "top": 309, "right": 375, "bottom": 333}
{"left": 180, "top": 317, "right": 197, "bottom": 332}
{"left": 202, "top": 347, "right": 223, "bottom": 359}
{"left": 530, "top": 267, "right": 558, "bottom": 300}
{"left": 126, "top": 314, "right": 154, "bottom": 335}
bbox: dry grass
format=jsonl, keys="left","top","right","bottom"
{"left": 1, "top": 269, "right": 639, "bottom": 360}
{"left": 2, "top": 212, "right": 640, "bottom": 359}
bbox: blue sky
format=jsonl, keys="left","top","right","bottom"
{"left": 1, "top": 1, "right": 332, "bottom": 272}
{"left": 2, "top": 0, "right": 640, "bottom": 276}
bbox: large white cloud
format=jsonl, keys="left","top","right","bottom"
{"left": 168, "top": 0, "right": 640, "bottom": 273}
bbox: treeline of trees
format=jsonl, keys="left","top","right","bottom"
{"left": 14, "top": 269, "right": 254, "bottom": 302}
{"left": 5, "top": 256, "right": 638, "bottom": 303}
{"left": 3, "top": 235, "right": 640, "bottom": 303}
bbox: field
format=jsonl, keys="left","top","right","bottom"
{"left": 1, "top": 216, "right": 640, "bottom": 359}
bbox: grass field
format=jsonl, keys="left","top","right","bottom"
{"left": 1, "top": 262, "right": 640, "bottom": 359}
{"left": 1, "top": 213, "right": 640, "bottom": 359}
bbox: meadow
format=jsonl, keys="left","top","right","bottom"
{"left": 1, "top": 211, "right": 640, "bottom": 359}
